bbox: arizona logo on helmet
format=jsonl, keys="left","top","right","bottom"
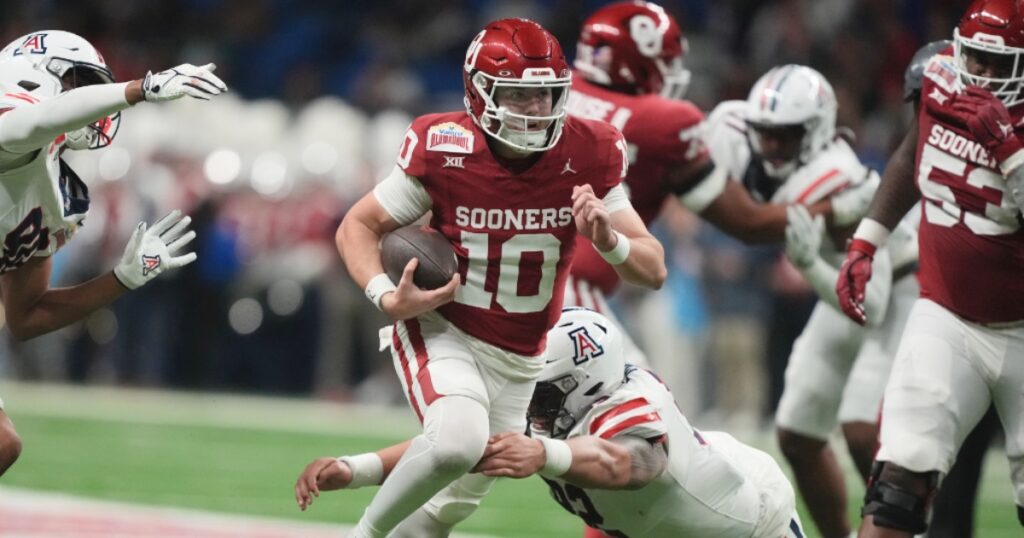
{"left": 568, "top": 326, "right": 604, "bottom": 365}
{"left": 141, "top": 254, "right": 161, "bottom": 276}
{"left": 13, "top": 33, "right": 47, "bottom": 55}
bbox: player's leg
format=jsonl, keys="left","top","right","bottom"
{"left": 989, "top": 323, "right": 1024, "bottom": 528}
{"left": 0, "top": 405, "right": 22, "bottom": 476}
{"left": 776, "top": 304, "right": 862, "bottom": 538}
{"left": 926, "top": 406, "right": 998, "bottom": 538}
{"left": 861, "top": 300, "right": 992, "bottom": 537}
{"left": 352, "top": 318, "right": 491, "bottom": 538}
{"left": 840, "top": 274, "right": 916, "bottom": 482}
{"left": 390, "top": 357, "right": 536, "bottom": 537}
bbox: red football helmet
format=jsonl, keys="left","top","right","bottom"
{"left": 463, "top": 18, "right": 572, "bottom": 152}
{"left": 574, "top": 1, "right": 690, "bottom": 99}
{"left": 954, "top": 0, "right": 1024, "bottom": 106}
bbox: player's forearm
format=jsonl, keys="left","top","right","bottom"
{"left": 5, "top": 272, "right": 126, "bottom": 341}
{"left": 611, "top": 235, "right": 666, "bottom": 289}
{"left": 336, "top": 204, "right": 388, "bottom": 290}
{"left": 0, "top": 83, "right": 132, "bottom": 153}
{"left": 559, "top": 436, "right": 635, "bottom": 489}
{"left": 866, "top": 126, "right": 920, "bottom": 232}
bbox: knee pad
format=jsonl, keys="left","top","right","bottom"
{"left": 862, "top": 461, "right": 938, "bottom": 534}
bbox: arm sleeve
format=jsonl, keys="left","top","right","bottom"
{"left": 0, "top": 82, "right": 130, "bottom": 153}
{"left": 679, "top": 164, "right": 728, "bottom": 212}
{"left": 602, "top": 184, "right": 633, "bottom": 214}
{"left": 371, "top": 165, "right": 432, "bottom": 225}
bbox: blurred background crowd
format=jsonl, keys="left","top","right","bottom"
{"left": 0, "top": 0, "right": 966, "bottom": 427}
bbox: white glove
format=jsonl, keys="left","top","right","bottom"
{"left": 830, "top": 171, "right": 880, "bottom": 226}
{"left": 142, "top": 63, "right": 227, "bottom": 102}
{"left": 785, "top": 204, "right": 824, "bottom": 269}
{"left": 114, "top": 210, "right": 197, "bottom": 290}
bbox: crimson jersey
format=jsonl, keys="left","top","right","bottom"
{"left": 915, "top": 52, "right": 1024, "bottom": 323}
{"left": 565, "top": 75, "right": 708, "bottom": 294}
{"left": 394, "top": 112, "right": 627, "bottom": 355}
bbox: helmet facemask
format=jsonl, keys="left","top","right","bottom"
{"left": 57, "top": 63, "right": 121, "bottom": 150}
{"left": 746, "top": 120, "right": 811, "bottom": 180}
{"left": 472, "top": 70, "right": 571, "bottom": 153}
{"left": 954, "top": 28, "right": 1024, "bottom": 107}
{"left": 528, "top": 374, "right": 580, "bottom": 439}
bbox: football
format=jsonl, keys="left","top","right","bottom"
{"left": 381, "top": 225, "right": 458, "bottom": 290}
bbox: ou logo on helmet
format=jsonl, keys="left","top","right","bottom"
{"left": 568, "top": 326, "right": 605, "bottom": 365}
{"left": 630, "top": 15, "right": 664, "bottom": 57}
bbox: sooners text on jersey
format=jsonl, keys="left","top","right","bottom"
{"left": 397, "top": 112, "right": 627, "bottom": 355}
{"left": 916, "top": 50, "right": 1024, "bottom": 323}
{"left": 566, "top": 75, "right": 708, "bottom": 294}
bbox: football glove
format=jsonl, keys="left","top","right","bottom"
{"left": 142, "top": 63, "right": 227, "bottom": 102}
{"left": 784, "top": 205, "right": 823, "bottom": 270}
{"left": 113, "top": 210, "right": 197, "bottom": 290}
{"left": 952, "top": 86, "right": 1023, "bottom": 168}
{"left": 835, "top": 238, "right": 877, "bottom": 325}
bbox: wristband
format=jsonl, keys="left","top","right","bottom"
{"left": 537, "top": 436, "right": 573, "bottom": 477}
{"left": 337, "top": 452, "right": 384, "bottom": 488}
{"left": 364, "top": 273, "right": 397, "bottom": 310}
{"left": 594, "top": 231, "right": 630, "bottom": 265}
{"left": 852, "top": 218, "right": 890, "bottom": 251}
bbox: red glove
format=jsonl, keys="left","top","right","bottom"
{"left": 952, "top": 86, "right": 1023, "bottom": 166}
{"left": 836, "top": 238, "right": 877, "bottom": 325}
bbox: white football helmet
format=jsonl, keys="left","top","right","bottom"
{"left": 528, "top": 308, "right": 626, "bottom": 439}
{"left": 0, "top": 30, "right": 120, "bottom": 149}
{"left": 745, "top": 65, "right": 837, "bottom": 179}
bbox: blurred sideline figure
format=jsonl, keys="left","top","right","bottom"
{"left": 0, "top": 30, "right": 226, "bottom": 476}
{"left": 836, "top": 0, "right": 1024, "bottom": 535}
{"left": 702, "top": 64, "right": 916, "bottom": 538}
{"left": 296, "top": 308, "right": 806, "bottom": 538}
{"left": 332, "top": 17, "right": 665, "bottom": 538}
{"left": 562, "top": 1, "right": 877, "bottom": 391}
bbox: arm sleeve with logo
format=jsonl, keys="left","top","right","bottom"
{"left": 0, "top": 83, "right": 130, "bottom": 153}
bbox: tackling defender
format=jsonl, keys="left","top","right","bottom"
{"left": 296, "top": 308, "right": 806, "bottom": 538}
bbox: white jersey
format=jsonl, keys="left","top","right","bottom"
{"left": 704, "top": 100, "right": 919, "bottom": 273}
{"left": 538, "top": 367, "right": 796, "bottom": 537}
{"left": 0, "top": 89, "right": 87, "bottom": 274}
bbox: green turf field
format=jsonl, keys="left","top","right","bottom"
{"left": 0, "top": 382, "right": 1019, "bottom": 537}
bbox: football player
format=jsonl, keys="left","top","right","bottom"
{"left": 333, "top": 18, "right": 666, "bottom": 538}
{"left": 703, "top": 64, "right": 919, "bottom": 538}
{"left": 561, "top": 1, "right": 877, "bottom": 367}
{"left": 295, "top": 308, "right": 806, "bottom": 538}
{"left": 0, "top": 30, "right": 226, "bottom": 476}
{"left": 836, "top": 1, "right": 1024, "bottom": 535}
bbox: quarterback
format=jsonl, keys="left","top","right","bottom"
{"left": 333, "top": 18, "right": 665, "bottom": 538}
{"left": 0, "top": 30, "right": 226, "bottom": 476}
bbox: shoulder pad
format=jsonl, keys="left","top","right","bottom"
{"left": 904, "top": 41, "right": 953, "bottom": 102}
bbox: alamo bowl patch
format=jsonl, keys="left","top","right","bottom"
{"left": 427, "top": 122, "right": 474, "bottom": 154}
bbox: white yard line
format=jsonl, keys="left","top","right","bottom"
{"left": 0, "top": 487, "right": 496, "bottom": 538}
